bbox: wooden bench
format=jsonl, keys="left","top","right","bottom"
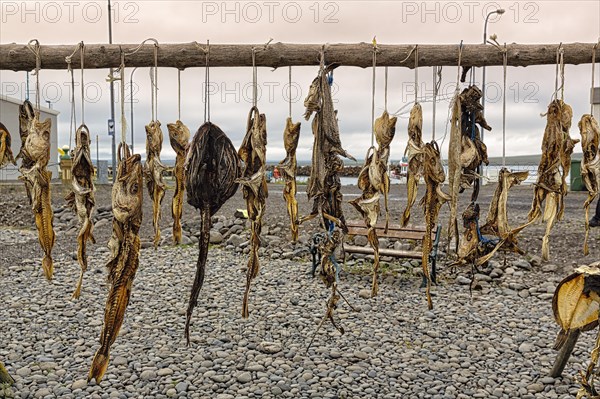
{"left": 309, "top": 220, "right": 442, "bottom": 285}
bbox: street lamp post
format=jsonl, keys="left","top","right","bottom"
{"left": 481, "top": 8, "right": 504, "bottom": 181}
{"left": 481, "top": 8, "right": 505, "bottom": 123}
{"left": 129, "top": 67, "right": 138, "bottom": 153}
{"left": 108, "top": 0, "right": 116, "bottom": 181}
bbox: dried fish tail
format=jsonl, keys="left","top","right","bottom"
{"left": 37, "top": 170, "right": 55, "bottom": 280}
{"left": 185, "top": 205, "right": 210, "bottom": 345}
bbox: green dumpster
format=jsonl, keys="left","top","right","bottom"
{"left": 570, "top": 158, "right": 586, "bottom": 191}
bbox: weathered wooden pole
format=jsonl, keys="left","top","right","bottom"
{"left": 1, "top": 42, "right": 598, "bottom": 71}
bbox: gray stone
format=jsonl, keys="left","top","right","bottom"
{"left": 209, "top": 230, "right": 224, "bottom": 244}
{"left": 140, "top": 370, "right": 157, "bottom": 380}
{"left": 237, "top": 371, "right": 252, "bottom": 383}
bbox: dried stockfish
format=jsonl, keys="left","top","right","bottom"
{"left": 401, "top": 103, "right": 424, "bottom": 227}
{"left": 184, "top": 122, "right": 240, "bottom": 342}
{"left": 237, "top": 106, "right": 268, "bottom": 318}
{"left": 0, "top": 122, "right": 16, "bottom": 168}
{"left": 65, "top": 124, "right": 96, "bottom": 298}
{"left": 278, "top": 117, "right": 301, "bottom": 241}
{"left": 144, "top": 120, "right": 168, "bottom": 248}
{"left": 420, "top": 141, "right": 450, "bottom": 309}
{"left": 580, "top": 114, "right": 600, "bottom": 255}
{"left": 18, "top": 105, "right": 55, "bottom": 280}
{"left": 528, "top": 99, "right": 578, "bottom": 261}
{"left": 301, "top": 63, "right": 356, "bottom": 339}
{"left": 167, "top": 120, "right": 190, "bottom": 245}
{"left": 89, "top": 144, "right": 143, "bottom": 382}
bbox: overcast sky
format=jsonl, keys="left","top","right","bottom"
{"left": 1, "top": 0, "right": 599, "bottom": 163}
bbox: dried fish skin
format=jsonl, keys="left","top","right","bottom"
{"left": 528, "top": 99, "right": 578, "bottom": 261}
{"left": 0, "top": 122, "right": 16, "bottom": 168}
{"left": 420, "top": 141, "right": 449, "bottom": 309}
{"left": 580, "top": 115, "right": 600, "bottom": 255}
{"left": 65, "top": 124, "right": 96, "bottom": 299}
{"left": 401, "top": 103, "right": 424, "bottom": 227}
{"left": 167, "top": 120, "right": 190, "bottom": 245}
{"left": 457, "top": 202, "right": 480, "bottom": 261}
{"left": 144, "top": 120, "right": 167, "bottom": 248}
{"left": 184, "top": 122, "right": 240, "bottom": 343}
{"left": 278, "top": 117, "right": 301, "bottom": 241}
{"left": 0, "top": 361, "right": 14, "bottom": 385}
{"left": 89, "top": 144, "right": 143, "bottom": 383}
{"left": 238, "top": 106, "right": 268, "bottom": 318}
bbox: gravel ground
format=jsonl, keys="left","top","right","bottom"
{"left": 1, "top": 178, "right": 599, "bottom": 398}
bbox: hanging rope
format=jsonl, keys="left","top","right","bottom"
{"left": 65, "top": 43, "right": 80, "bottom": 150}
{"left": 177, "top": 68, "right": 182, "bottom": 121}
{"left": 371, "top": 37, "right": 377, "bottom": 147}
{"left": 288, "top": 65, "right": 293, "bottom": 118}
{"left": 398, "top": 45, "right": 418, "bottom": 65}
{"left": 414, "top": 45, "right": 419, "bottom": 104}
{"left": 26, "top": 39, "right": 41, "bottom": 111}
{"left": 592, "top": 41, "right": 598, "bottom": 115}
{"left": 204, "top": 40, "right": 211, "bottom": 122}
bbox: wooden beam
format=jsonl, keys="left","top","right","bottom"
{"left": 1, "top": 42, "right": 598, "bottom": 71}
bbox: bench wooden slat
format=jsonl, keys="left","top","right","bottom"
{"left": 344, "top": 245, "right": 422, "bottom": 259}
{"left": 347, "top": 226, "right": 429, "bottom": 241}
{"left": 346, "top": 220, "right": 427, "bottom": 234}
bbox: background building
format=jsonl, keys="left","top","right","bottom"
{"left": 0, "top": 94, "right": 60, "bottom": 181}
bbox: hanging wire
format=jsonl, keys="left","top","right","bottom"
{"left": 441, "top": 41, "right": 463, "bottom": 150}
{"left": 432, "top": 66, "right": 442, "bottom": 140}
{"left": 177, "top": 69, "right": 182, "bottom": 121}
{"left": 120, "top": 49, "right": 127, "bottom": 145}
{"left": 414, "top": 45, "right": 419, "bottom": 104}
{"left": 288, "top": 65, "right": 293, "bottom": 118}
{"left": 252, "top": 47, "right": 258, "bottom": 108}
{"left": 502, "top": 44, "right": 508, "bottom": 167}
{"left": 204, "top": 40, "right": 211, "bottom": 122}
{"left": 26, "top": 39, "right": 41, "bottom": 112}
{"left": 65, "top": 43, "right": 81, "bottom": 150}
{"left": 552, "top": 43, "right": 565, "bottom": 101}
{"left": 384, "top": 66, "right": 388, "bottom": 112}
{"left": 371, "top": 37, "right": 377, "bottom": 146}
{"left": 80, "top": 42, "right": 85, "bottom": 125}
{"left": 592, "top": 41, "right": 599, "bottom": 115}
{"left": 125, "top": 38, "right": 159, "bottom": 121}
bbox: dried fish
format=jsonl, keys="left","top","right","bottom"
{"left": 144, "top": 120, "right": 168, "bottom": 248}
{"left": 373, "top": 110, "right": 396, "bottom": 232}
{"left": 401, "top": 103, "right": 424, "bottom": 227}
{"left": 552, "top": 263, "right": 600, "bottom": 397}
{"left": 420, "top": 141, "right": 450, "bottom": 309}
{"left": 0, "top": 361, "right": 14, "bottom": 385}
{"left": 167, "top": 120, "right": 190, "bottom": 245}
{"left": 447, "top": 86, "right": 491, "bottom": 245}
{"left": 0, "top": 123, "right": 16, "bottom": 168}
{"left": 184, "top": 122, "right": 240, "bottom": 342}
{"left": 18, "top": 108, "right": 55, "bottom": 280}
{"left": 65, "top": 124, "right": 96, "bottom": 298}
{"left": 238, "top": 106, "right": 268, "bottom": 318}
{"left": 301, "top": 63, "right": 354, "bottom": 338}
{"left": 89, "top": 144, "right": 143, "bottom": 382}
{"left": 278, "top": 117, "right": 301, "bottom": 241}
{"left": 580, "top": 114, "right": 600, "bottom": 255}
{"left": 528, "top": 99, "right": 578, "bottom": 261}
